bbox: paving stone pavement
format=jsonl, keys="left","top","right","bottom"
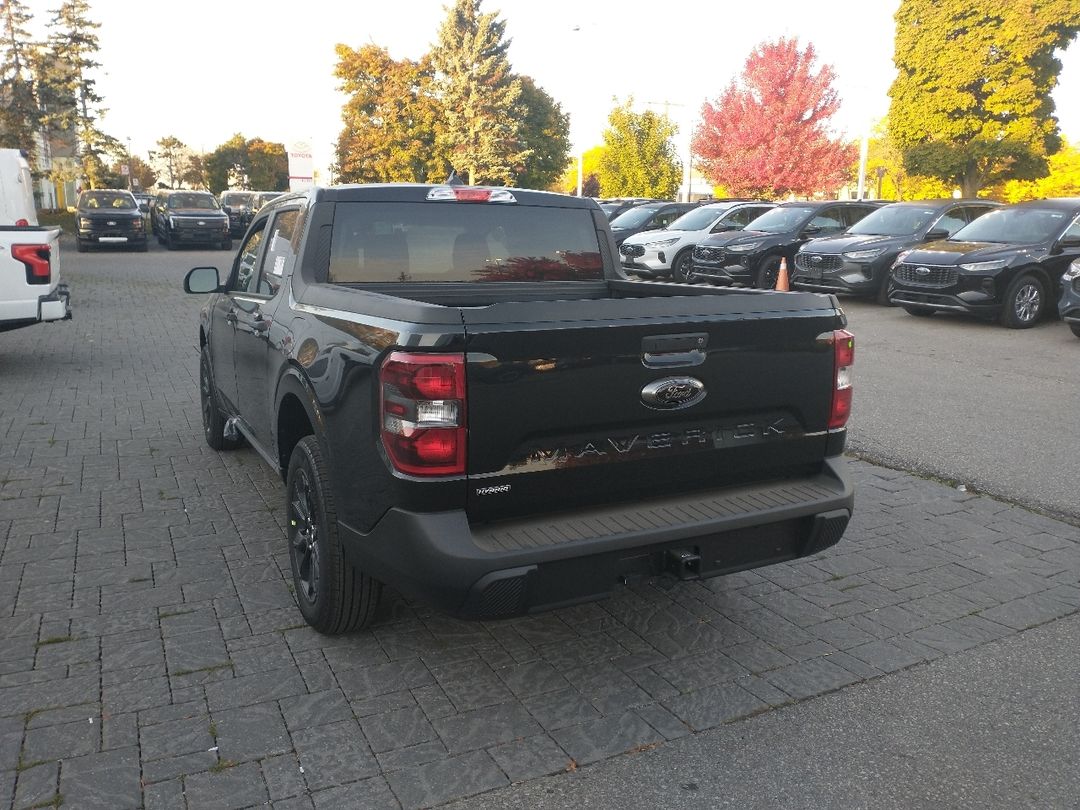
{"left": 0, "top": 246, "right": 1078, "bottom": 809}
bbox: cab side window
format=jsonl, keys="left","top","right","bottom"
{"left": 933, "top": 209, "right": 967, "bottom": 236}
{"left": 809, "top": 208, "right": 844, "bottom": 232}
{"left": 651, "top": 209, "right": 682, "bottom": 229}
{"left": 1061, "top": 217, "right": 1080, "bottom": 241}
{"left": 254, "top": 209, "right": 304, "bottom": 296}
{"left": 234, "top": 220, "right": 268, "bottom": 294}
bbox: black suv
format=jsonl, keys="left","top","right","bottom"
{"left": 75, "top": 189, "right": 147, "bottom": 252}
{"left": 219, "top": 191, "right": 257, "bottom": 238}
{"left": 609, "top": 201, "right": 699, "bottom": 246}
{"left": 792, "top": 200, "right": 1000, "bottom": 303}
{"left": 152, "top": 191, "right": 232, "bottom": 250}
{"left": 691, "top": 201, "right": 883, "bottom": 288}
{"left": 1060, "top": 258, "right": 1080, "bottom": 339}
{"left": 889, "top": 199, "right": 1080, "bottom": 328}
{"left": 595, "top": 198, "right": 660, "bottom": 221}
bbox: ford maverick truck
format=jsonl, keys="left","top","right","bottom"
{"left": 184, "top": 184, "right": 855, "bottom": 634}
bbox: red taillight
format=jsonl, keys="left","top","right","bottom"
{"left": 380, "top": 352, "right": 466, "bottom": 476}
{"left": 15, "top": 218, "right": 29, "bottom": 227}
{"left": 12, "top": 243, "right": 51, "bottom": 285}
{"left": 829, "top": 329, "right": 854, "bottom": 429}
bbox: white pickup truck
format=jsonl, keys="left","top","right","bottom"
{"left": 0, "top": 149, "right": 70, "bottom": 333}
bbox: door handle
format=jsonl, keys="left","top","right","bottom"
{"left": 252, "top": 313, "right": 271, "bottom": 333}
{"left": 225, "top": 308, "right": 237, "bottom": 324}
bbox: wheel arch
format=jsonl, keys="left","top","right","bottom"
{"left": 275, "top": 365, "right": 324, "bottom": 481}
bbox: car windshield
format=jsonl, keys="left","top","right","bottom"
{"left": 222, "top": 193, "right": 254, "bottom": 207}
{"left": 81, "top": 191, "right": 135, "bottom": 210}
{"left": 745, "top": 206, "right": 815, "bottom": 233}
{"left": 950, "top": 207, "right": 1069, "bottom": 245}
{"left": 610, "top": 205, "right": 664, "bottom": 228}
{"left": 666, "top": 206, "right": 728, "bottom": 232}
{"left": 848, "top": 206, "right": 937, "bottom": 236}
{"left": 169, "top": 193, "right": 218, "bottom": 210}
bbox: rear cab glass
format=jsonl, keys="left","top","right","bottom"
{"left": 328, "top": 202, "right": 603, "bottom": 283}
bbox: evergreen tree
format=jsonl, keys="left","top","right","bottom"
{"left": 333, "top": 44, "right": 444, "bottom": 183}
{"left": 598, "top": 98, "right": 681, "bottom": 199}
{"left": 512, "top": 76, "right": 570, "bottom": 190}
{"left": 44, "top": 0, "right": 115, "bottom": 188}
{"left": 0, "top": 0, "right": 40, "bottom": 163}
{"left": 430, "top": 0, "right": 528, "bottom": 185}
{"left": 889, "top": 0, "right": 1080, "bottom": 196}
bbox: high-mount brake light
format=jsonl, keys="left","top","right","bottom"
{"left": 829, "top": 329, "right": 855, "bottom": 429}
{"left": 380, "top": 352, "right": 467, "bottom": 476}
{"left": 12, "top": 243, "right": 51, "bottom": 285}
{"left": 426, "top": 186, "right": 517, "bottom": 204}
{"left": 14, "top": 218, "right": 29, "bottom": 227}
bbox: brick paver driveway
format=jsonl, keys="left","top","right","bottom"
{"left": 1, "top": 243, "right": 1078, "bottom": 809}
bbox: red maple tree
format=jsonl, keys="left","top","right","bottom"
{"left": 692, "top": 38, "right": 857, "bottom": 198}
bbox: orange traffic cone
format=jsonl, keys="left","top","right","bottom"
{"left": 775, "top": 257, "right": 790, "bottom": 291}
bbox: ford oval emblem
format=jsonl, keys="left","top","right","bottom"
{"left": 641, "top": 377, "right": 706, "bottom": 410}
{"left": 916, "top": 266, "right": 931, "bottom": 276}
{"left": 810, "top": 255, "right": 822, "bottom": 264}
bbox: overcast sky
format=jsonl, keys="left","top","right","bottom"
{"left": 29, "top": 0, "right": 1080, "bottom": 180}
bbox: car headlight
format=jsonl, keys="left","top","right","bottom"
{"left": 132, "top": 217, "right": 143, "bottom": 229}
{"left": 893, "top": 249, "right": 913, "bottom": 266}
{"left": 843, "top": 247, "right": 886, "bottom": 261}
{"left": 78, "top": 217, "right": 91, "bottom": 228}
{"left": 644, "top": 237, "right": 680, "bottom": 249}
{"left": 168, "top": 216, "right": 178, "bottom": 229}
{"left": 727, "top": 240, "right": 763, "bottom": 253}
{"left": 1064, "top": 259, "right": 1080, "bottom": 280}
{"left": 959, "top": 259, "right": 1008, "bottom": 273}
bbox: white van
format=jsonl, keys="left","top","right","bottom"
{"left": 0, "top": 148, "right": 70, "bottom": 333}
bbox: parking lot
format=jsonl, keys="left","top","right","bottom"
{"left": 1, "top": 241, "right": 1078, "bottom": 810}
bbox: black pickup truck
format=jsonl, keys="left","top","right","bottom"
{"left": 184, "top": 184, "right": 855, "bottom": 634}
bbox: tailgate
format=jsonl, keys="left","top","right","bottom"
{"left": 0, "top": 227, "right": 62, "bottom": 322}
{"left": 462, "top": 292, "right": 844, "bottom": 523}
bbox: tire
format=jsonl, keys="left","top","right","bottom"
{"left": 220, "top": 238, "right": 232, "bottom": 251}
{"left": 875, "top": 273, "right": 894, "bottom": 305}
{"left": 999, "top": 273, "right": 1044, "bottom": 329}
{"left": 902, "top": 305, "right": 935, "bottom": 317}
{"left": 200, "top": 350, "right": 242, "bottom": 452}
{"left": 670, "top": 249, "right": 693, "bottom": 283}
{"left": 76, "top": 239, "right": 87, "bottom": 253}
{"left": 753, "top": 255, "right": 783, "bottom": 289}
{"left": 137, "top": 240, "right": 149, "bottom": 253}
{"left": 287, "top": 435, "right": 381, "bottom": 634}
{"left": 165, "top": 230, "right": 176, "bottom": 250}
{"left": 1071, "top": 323, "right": 1080, "bottom": 339}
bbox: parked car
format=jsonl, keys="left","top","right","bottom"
{"left": 253, "top": 191, "right": 285, "bottom": 210}
{"left": 691, "top": 201, "right": 884, "bottom": 288}
{"left": 75, "top": 189, "right": 148, "bottom": 252}
{"left": 609, "top": 201, "right": 699, "bottom": 246}
{"left": 183, "top": 183, "right": 855, "bottom": 633}
{"left": 792, "top": 200, "right": 1000, "bottom": 303}
{"left": 1060, "top": 258, "right": 1080, "bottom": 338}
{"left": 595, "top": 197, "right": 660, "bottom": 221}
{"left": 219, "top": 190, "right": 257, "bottom": 238}
{"left": 152, "top": 190, "right": 231, "bottom": 250}
{"left": 0, "top": 148, "right": 70, "bottom": 332}
{"left": 620, "top": 201, "right": 775, "bottom": 281}
{"left": 889, "top": 199, "right": 1080, "bottom": 328}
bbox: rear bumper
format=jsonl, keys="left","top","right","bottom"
{"left": 0, "top": 284, "right": 71, "bottom": 332}
{"left": 340, "top": 456, "right": 854, "bottom": 619}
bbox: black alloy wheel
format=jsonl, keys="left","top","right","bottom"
{"left": 286, "top": 436, "right": 381, "bottom": 634}
{"left": 754, "top": 255, "right": 783, "bottom": 289}
{"left": 671, "top": 249, "right": 693, "bottom": 283}
{"left": 199, "top": 350, "right": 242, "bottom": 451}
{"left": 1000, "top": 274, "right": 1044, "bottom": 329}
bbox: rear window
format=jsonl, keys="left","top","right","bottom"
{"left": 329, "top": 202, "right": 603, "bottom": 283}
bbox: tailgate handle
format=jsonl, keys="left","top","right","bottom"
{"left": 642, "top": 332, "right": 707, "bottom": 368}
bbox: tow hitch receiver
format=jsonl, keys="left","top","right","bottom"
{"left": 666, "top": 549, "right": 702, "bottom": 580}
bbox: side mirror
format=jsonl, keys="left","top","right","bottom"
{"left": 1056, "top": 236, "right": 1080, "bottom": 251}
{"left": 184, "top": 266, "right": 222, "bottom": 294}
{"left": 711, "top": 223, "right": 741, "bottom": 233}
{"left": 802, "top": 226, "right": 822, "bottom": 236}
{"left": 925, "top": 228, "right": 949, "bottom": 240}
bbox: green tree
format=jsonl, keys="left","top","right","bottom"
{"left": 889, "top": 0, "right": 1080, "bottom": 197}
{"left": 598, "top": 98, "right": 681, "bottom": 199}
{"left": 205, "top": 133, "right": 287, "bottom": 192}
{"left": 333, "top": 43, "right": 444, "bottom": 183}
{"left": 245, "top": 138, "right": 287, "bottom": 190}
{"left": 852, "top": 120, "right": 954, "bottom": 200}
{"left": 117, "top": 153, "right": 155, "bottom": 191}
{"left": 152, "top": 135, "right": 189, "bottom": 188}
{"left": 180, "top": 152, "right": 209, "bottom": 190}
{"left": 0, "top": 0, "right": 40, "bottom": 163}
{"left": 512, "top": 76, "right": 570, "bottom": 190}
{"left": 205, "top": 133, "right": 246, "bottom": 191}
{"left": 430, "top": 0, "right": 528, "bottom": 185}
{"left": 44, "top": 0, "right": 116, "bottom": 188}
{"left": 557, "top": 144, "right": 605, "bottom": 194}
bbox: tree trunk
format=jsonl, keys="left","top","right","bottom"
{"left": 961, "top": 165, "right": 981, "bottom": 198}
